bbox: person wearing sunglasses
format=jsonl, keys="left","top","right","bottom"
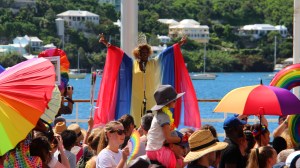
{"left": 96, "top": 121, "right": 129, "bottom": 168}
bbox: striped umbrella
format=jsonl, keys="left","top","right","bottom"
{"left": 0, "top": 58, "right": 55, "bottom": 156}
{"left": 214, "top": 84, "right": 300, "bottom": 116}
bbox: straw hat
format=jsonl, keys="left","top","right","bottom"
{"left": 67, "top": 124, "right": 86, "bottom": 143}
{"left": 184, "top": 130, "right": 228, "bottom": 162}
{"left": 54, "top": 122, "right": 67, "bottom": 134}
{"left": 151, "top": 85, "right": 185, "bottom": 111}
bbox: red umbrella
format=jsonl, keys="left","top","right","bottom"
{"left": 38, "top": 48, "right": 70, "bottom": 72}
{"left": 0, "top": 58, "right": 55, "bottom": 155}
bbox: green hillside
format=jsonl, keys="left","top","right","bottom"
{"left": 0, "top": 0, "right": 294, "bottom": 72}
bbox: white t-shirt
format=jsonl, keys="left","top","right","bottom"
{"left": 96, "top": 148, "right": 124, "bottom": 168}
{"left": 146, "top": 111, "right": 170, "bottom": 151}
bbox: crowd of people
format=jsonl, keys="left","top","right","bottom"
{"left": 1, "top": 81, "right": 300, "bottom": 168}
{"left": 1, "top": 35, "right": 300, "bottom": 168}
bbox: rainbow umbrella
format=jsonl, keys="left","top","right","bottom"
{"left": 214, "top": 84, "right": 300, "bottom": 116}
{"left": 38, "top": 48, "right": 70, "bottom": 72}
{"left": 40, "top": 85, "right": 61, "bottom": 123}
{"left": 0, "top": 58, "right": 55, "bottom": 156}
{"left": 270, "top": 63, "right": 300, "bottom": 90}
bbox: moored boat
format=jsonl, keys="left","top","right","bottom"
{"left": 189, "top": 73, "right": 216, "bottom": 80}
{"left": 69, "top": 69, "right": 86, "bottom": 79}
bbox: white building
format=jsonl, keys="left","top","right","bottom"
{"left": 57, "top": 10, "right": 99, "bottom": 31}
{"left": 0, "top": 44, "right": 26, "bottom": 55}
{"left": 13, "top": 35, "right": 43, "bottom": 52}
{"left": 150, "top": 44, "right": 167, "bottom": 58}
{"left": 168, "top": 19, "right": 209, "bottom": 43}
{"left": 239, "top": 24, "right": 288, "bottom": 39}
{"left": 157, "top": 35, "right": 171, "bottom": 44}
{"left": 158, "top": 19, "right": 179, "bottom": 26}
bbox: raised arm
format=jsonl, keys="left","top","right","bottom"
{"left": 99, "top": 33, "right": 111, "bottom": 47}
{"left": 177, "top": 35, "right": 187, "bottom": 46}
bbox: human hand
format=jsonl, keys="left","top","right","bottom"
{"left": 178, "top": 35, "right": 187, "bottom": 46}
{"left": 122, "top": 146, "right": 130, "bottom": 160}
{"left": 88, "top": 117, "right": 94, "bottom": 130}
{"left": 66, "top": 85, "right": 73, "bottom": 96}
{"left": 99, "top": 33, "right": 111, "bottom": 47}
{"left": 34, "top": 119, "right": 48, "bottom": 132}
{"left": 55, "top": 134, "right": 64, "bottom": 151}
{"left": 137, "top": 126, "right": 143, "bottom": 136}
{"left": 237, "top": 114, "right": 249, "bottom": 121}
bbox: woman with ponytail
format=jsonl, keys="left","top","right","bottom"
{"left": 246, "top": 146, "right": 277, "bottom": 168}
{"left": 96, "top": 121, "right": 129, "bottom": 168}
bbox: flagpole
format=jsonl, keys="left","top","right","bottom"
{"left": 90, "top": 70, "right": 97, "bottom": 117}
{"left": 294, "top": 0, "right": 300, "bottom": 98}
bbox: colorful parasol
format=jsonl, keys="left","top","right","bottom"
{"left": 270, "top": 63, "right": 300, "bottom": 90}
{"left": 269, "top": 64, "right": 300, "bottom": 144}
{"left": 214, "top": 84, "right": 300, "bottom": 116}
{"left": 0, "top": 58, "right": 55, "bottom": 156}
{"left": 127, "top": 129, "right": 140, "bottom": 163}
{"left": 288, "top": 115, "right": 300, "bottom": 145}
{"left": 40, "top": 85, "right": 61, "bottom": 123}
{"left": 38, "top": 48, "right": 70, "bottom": 72}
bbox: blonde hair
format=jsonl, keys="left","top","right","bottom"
{"left": 87, "top": 128, "right": 102, "bottom": 152}
{"left": 246, "top": 146, "right": 276, "bottom": 168}
{"left": 132, "top": 44, "right": 153, "bottom": 59}
{"left": 96, "top": 121, "right": 122, "bottom": 154}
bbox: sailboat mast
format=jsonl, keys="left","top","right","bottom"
{"left": 77, "top": 51, "right": 79, "bottom": 70}
{"left": 204, "top": 43, "right": 206, "bottom": 73}
{"left": 274, "top": 36, "right": 277, "bottom": 68}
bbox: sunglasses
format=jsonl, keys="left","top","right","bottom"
{"left": 110, "top": 129, "right": 126, "bottom": 135}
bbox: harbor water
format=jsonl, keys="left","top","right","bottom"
{"left": 64, "top": 72, "right": 281, "bottom": 140}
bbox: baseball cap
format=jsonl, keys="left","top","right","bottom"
{"left": 223, "top": 116, "right": 246, "bottom": 129}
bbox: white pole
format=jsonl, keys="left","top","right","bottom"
{"left": 121, "top": 0, "right": 138, "bottom": 55}
{"left": 274, "top": 36, "right": 277, "bottom": 68}
{"left": 204, "top": 43, "right": 206, "bottom": 73}
{"left": 294, "top": 0, "right": 300, "bottom": 97}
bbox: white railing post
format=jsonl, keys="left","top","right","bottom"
{"left": 75, "top": 102, "right": 79, "bottom": 124}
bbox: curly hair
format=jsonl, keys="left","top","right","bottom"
{"left": 132, "top": 44, "right": 153, "bottom": 59}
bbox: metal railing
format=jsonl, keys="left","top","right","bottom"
{"left": 66, "top": 99, "right": 278, "bottom": 138}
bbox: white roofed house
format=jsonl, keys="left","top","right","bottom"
{"left": 168, "top": 19, "right": 209, "bottom": 43}
{"left": 238, "top": 24, "right": 288, "bottom": 40}
{"left": 13, "top": 35, "right": 43, "bottom": 52}
{"left": 56, "top": 10, "right": 99, "bottom": 31}
{"left": 158, "top": 19, "right": 179, "bottom": 26}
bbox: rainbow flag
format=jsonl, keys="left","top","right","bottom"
{"left": 94, "top": 44, "right": 201, "bottom": 128}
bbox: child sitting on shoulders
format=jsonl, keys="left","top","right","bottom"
{"left": 146, "top": 85, "right": 188, "bottom": 168}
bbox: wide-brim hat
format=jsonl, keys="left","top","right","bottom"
{"left": 184, "top": 130, "right": 228, "bottom": 162}
{"left": 53, "top": 121, "right": 67, "bottom": 134}
{"left": 67, "top": 124, "right": 85, "bottom": 143}
{"left": 151, "top": 85, "right": 185, "bottom": 111}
